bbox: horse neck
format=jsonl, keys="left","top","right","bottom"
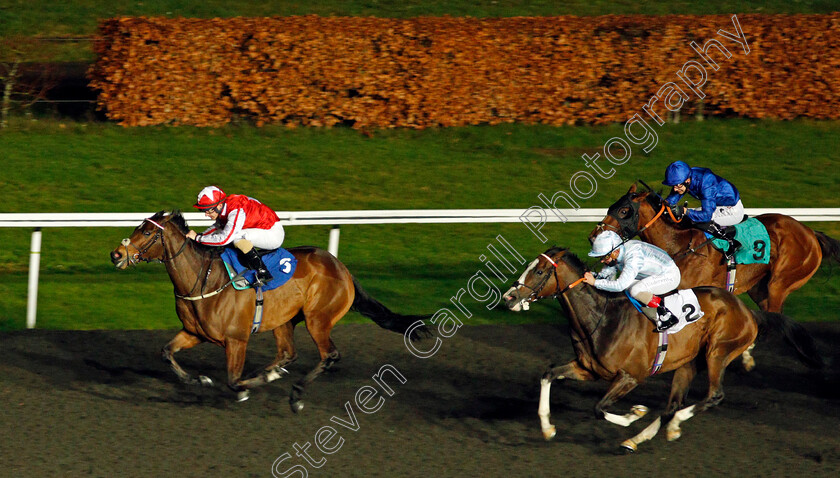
{"left": 639, "top": 213, "right": 698, "bottom": 256}
{"left": 162, "top": 228, "right": 223, "bottom": 295}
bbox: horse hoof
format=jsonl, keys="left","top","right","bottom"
{"left": 667, "top": 429, "right": 682, "bottom": 442}
{"left": 265, "top": 367, "right": 289, "bottom": 383}
{"left": 236, "top": 390, "right": 250, "bottom": 402}
{"left": 542, "top": 426, "right": 556, "bottom": 441}
{"left": 742, "top": 359, "right": 756, "bottom": 372}
{"left": 198, "top": 375, "right": 214, "bottom": 387}
{"left": 620, "top": 440, "right": 637, "bottom": 454}
{"left": 631, "top": 405, "right": 649, "bottom": 418}
{"left": 290, "top": 401, "right": 304, "bottom": 414}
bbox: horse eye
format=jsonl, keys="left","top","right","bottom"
{"left": 143, "top": 231, "right": 151, "bottom": 236}
{"left": 536, "top": 270, "right": 543, "bottom": 276}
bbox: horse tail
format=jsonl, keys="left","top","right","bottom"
{"left": 752, "top": 311, "right": 824, "bottom": 369}
{"left": 816, "top": 231, "right": 840, "bottom": 265}
{"left": 351, "top": 276, "right": 433, "bottom": 342}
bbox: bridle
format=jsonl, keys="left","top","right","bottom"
{"left": 593, "top": 190, "right": 681, "bottom": 242}
{"left": 512, "top": 253, "right": 586, "bottom": 306}
{"left": 119, "top": 217, "right": 188, "bottom": 266}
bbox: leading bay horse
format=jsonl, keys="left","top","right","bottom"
{"left": 110, "top": 211, "right": 431, "bottom": 412}
{"left": 503, "top": 247, "right": 823, "bottom": 452}
{"left": 590, "top": 183, "right": 840, "bottom": 370}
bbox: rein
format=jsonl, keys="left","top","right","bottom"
{"left": 122, "top": 216, "right": 234, "bottom": 300}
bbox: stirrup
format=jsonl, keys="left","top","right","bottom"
{"left": 256, "top": 269, "right": 273, "bottom": 284}
{"left": 655, "top": 315, "right": 677, "bottom": 332}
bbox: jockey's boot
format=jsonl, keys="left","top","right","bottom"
{"left": 701, "top": 222, "right": 741, "bottom": 262}
{"left": 642, "top": 306, "right": 677, "bottom": 332}
{"left": 655, "top": 305, "right": 678, "bottom": 332}
{"left": 243, "top": 249, "right": 273, "bottom": 285}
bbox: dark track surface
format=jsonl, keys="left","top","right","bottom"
{"left": 1, "top": 323, "right": 838, "bottom": 477}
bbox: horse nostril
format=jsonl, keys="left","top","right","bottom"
{"left": 111, "top": 251, "right": 122, "bottom": 261}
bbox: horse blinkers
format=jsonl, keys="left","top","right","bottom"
{"left": 603, "top": 194, "right": 641, "bottom": 240}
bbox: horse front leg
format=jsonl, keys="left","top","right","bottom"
{"left": 596, "top": 370, "right": 648, "bottom": 427}
{"left": 225, "top": 337, "right": 251, "bottom": 402}
{"left": 538, "top": 360, "right": 596, "bottom": 440}
{"left": 161, "top": 330, "right": 212, "bottom": 386}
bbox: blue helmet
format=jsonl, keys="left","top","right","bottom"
{"left": 663, "top": 161, "right": 691, "bottom": 186}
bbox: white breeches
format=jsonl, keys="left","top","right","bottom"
{"left": 692, "top": 200, "right": 745, "bottom": 227}
{"left": 236, "top": 222, "right": 285, "bottom": 250}
{"left": 628, "top": 266, "right": 682, "bottom": 301}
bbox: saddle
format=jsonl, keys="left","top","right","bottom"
{"left": 220, "top": 247, "right": 297, "bottom": 292}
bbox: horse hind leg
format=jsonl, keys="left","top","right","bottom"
{"left": 289, "top": 316, "right": 341, "bottom": 413}
{"left": 665, "top": 346, "right": 738, "bottom": 441}
{"left": 161, "top": 330, "right": 213, "bottom": 387}
{"left": 239, "top": 320, "right": 300, "bottom": 389}
{"left": 620, "top": 362, "right": 696, "bottom": 453}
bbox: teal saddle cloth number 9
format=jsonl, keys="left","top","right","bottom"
{"left": 709, "top": 218, "right": 771, "bottom": 265}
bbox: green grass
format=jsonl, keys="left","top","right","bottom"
{"left": 0, "top": 119, "right": 838, "bottom": 330}
{"left": 2, "top": 1, "right": 838, "bottom": 61}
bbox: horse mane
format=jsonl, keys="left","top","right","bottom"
{"left": 546, "top": 246, "right": 588, "bottom": 275}
{"left": 548, "top": 246, "right": 626, "bottom": 302}
{"left": 157, "top": 210, "right": 223, "bottom": 256}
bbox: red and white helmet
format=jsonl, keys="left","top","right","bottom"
{"left": 194, "top": 186, "right": 226, "bottom": 210}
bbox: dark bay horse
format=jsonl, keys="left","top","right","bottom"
{"left": 502, "top": 247, "right": 822, "bottom": 452}
{"left": 110, "top": 211, "right": 430, "bottom": 412}
{"left": 590, "top": 183, "right": 840, "bottom": 370}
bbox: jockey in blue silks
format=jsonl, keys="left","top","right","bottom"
{"left": 662, "top": 161, "right": 745, "bottom": 259}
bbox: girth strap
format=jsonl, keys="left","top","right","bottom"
{"left": 251, "top": 286, "right": 264, "bottom": 334}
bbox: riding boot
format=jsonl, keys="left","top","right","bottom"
{"left": 243, "top": 249, "right": 273, "bottom": 284}
{"left": 699, "top": 222, "right": 741, "bottom": 262}
{"left": 641, "top": 306, "right": 677, "bottom": 332}
{"left": 640, "top": 307, "right": 660, "bottom": 328}
{"left": 655, "top": 305, "right": 678, "bottom": 331}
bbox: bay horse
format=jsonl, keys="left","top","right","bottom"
{"left": 109, "top": 211, "right": 431, "bottom": 412}
{"left": 590, "top": 183, "right": 840, "bottom": 370}
{"left": 502, "top": 246, "right": 823, "bottom": 452}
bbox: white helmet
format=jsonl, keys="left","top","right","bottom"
{"left": 588, "top": 230, "right": 623, "bottom": 257}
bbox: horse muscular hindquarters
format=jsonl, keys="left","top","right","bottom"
{"left": 590, "top": 183, "right": 840, "bottom": 370}
{"left": 503, "top": 247, "right": 823, "bottom": 452}
{"left": 110, "top": 211, "right": 431, "bottom": 412}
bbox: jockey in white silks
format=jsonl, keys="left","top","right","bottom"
{"left": 583, "top": 231, "right": 681, "bottom": 332}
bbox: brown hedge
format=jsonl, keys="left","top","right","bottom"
{"left": 88, "top": 14, "right": 840, "bottom": 128}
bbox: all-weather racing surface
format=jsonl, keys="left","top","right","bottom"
{"left": 1, "top": 323, "right": 838, "bottom": 477}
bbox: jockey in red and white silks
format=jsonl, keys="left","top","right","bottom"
{"left": 186, "top": 185, "right": 283, "bottom": 283}
{"left": 189, "top": 186, "right": 285, "bottom": 250}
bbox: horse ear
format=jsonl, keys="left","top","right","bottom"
{"left": 627, "top": 183, "right": 638, "bottom": 194}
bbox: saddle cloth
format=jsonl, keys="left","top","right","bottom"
{"left": 708, "top": 217, "right": 771, "bottom": 265}
{"left": 660, "top": 289, "right": 705, "bottom": 334}
{"left": 220, "top": 247, "right": 297, "bottom": 292}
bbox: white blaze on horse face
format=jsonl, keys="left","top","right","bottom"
{"left": 503, "top": 258, "right": 540, "bottom": 311}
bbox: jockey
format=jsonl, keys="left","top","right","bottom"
{"left": 662, "top": 160, "right": 744, "bottom": 259}
{"left": 583, "top": 231, "right": 680, "bottom": 332}
{"left": 186, "top": 185, "right": 284, "bottom": 284}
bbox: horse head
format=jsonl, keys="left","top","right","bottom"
{"left": 588, "top": 183, "right": 666, "bottom": 244}
{"left": 110, "top": 210, "right": 188, "bottom": 269}
{"left": 503, "top": 247, "right": 587, "bottom": 312}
